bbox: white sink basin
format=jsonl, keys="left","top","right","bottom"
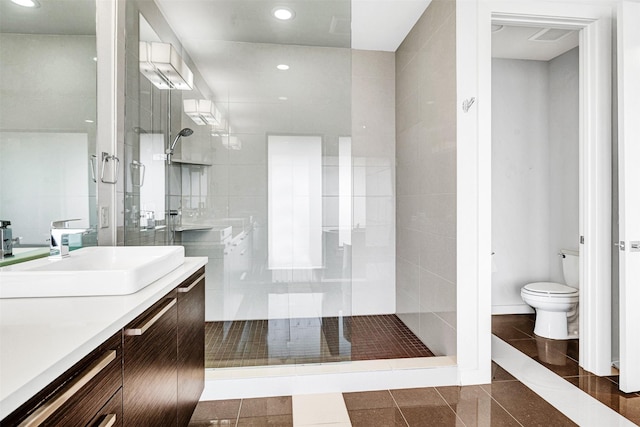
{"left": 0, "top": 246, "right": 185, "bottom": 298}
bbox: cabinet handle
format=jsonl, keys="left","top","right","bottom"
{"left": 96, "top": 413, "right": 117, "bottom": 427}
{"left": 124, "top": 298, "right": 176, "bottom": 336}
{"left": 177, "top": 272, "right": 205, "bottom": 293}
{"left": 18, "top": 351, "right": 117, "bottom": 427}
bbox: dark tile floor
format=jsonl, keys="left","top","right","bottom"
{"left": 190, "top": 314, "right": 640, "bottom": 426}
{"left": 188, "top": 396, "right": 293, "bottom": 427}
{"left": 205, "top": 315, "right": 434, "bottom": 369}
{"left": 188, "top": 363, "right": 577, "bottom": 426}
{"left": 493, "top": 313, "right": 640, "bottom": 425}
{"left": 344, "top": 366, "right": 577, "bottom": 426}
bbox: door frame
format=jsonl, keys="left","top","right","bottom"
{"left": 457, "top": 0, "right": 614, "bottom": 380}
{"left": 617, "top": 0, "right": 640, "bottom": 393}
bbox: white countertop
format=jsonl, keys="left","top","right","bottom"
{"left": 0, "top": 256, "right": 207, "bottom": 419}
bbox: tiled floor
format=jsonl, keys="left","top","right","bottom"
{"left": 189, "top": 363, "right": 576, "bottom": 426}
{"left": 188, "top": 396, "right": 293, "bottom": 426}
{"left": 493, "top": 313, "right": 640, "bottom": 425}
{"left": 192, "top": 314, "right": 639, "bottom": 426}
{"left": 205, "top": 315, "right": 434, "bottom": 369}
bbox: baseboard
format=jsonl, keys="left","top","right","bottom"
{"left": 491, "top": 304, "right": 534, "bottom": 315}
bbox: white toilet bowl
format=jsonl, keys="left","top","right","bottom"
{"left": 521, "top": 282, "right": 579, "bottom": 340}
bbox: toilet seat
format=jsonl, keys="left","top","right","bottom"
{"left": 523, "top": 282, "right": 578, "bottom": 296}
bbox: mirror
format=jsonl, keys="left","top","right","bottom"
{"left": 0, "top": 0, "right": 97, "bottom": 246}
{"left": 136, "top": 14, "right": 166, "bottom": 227}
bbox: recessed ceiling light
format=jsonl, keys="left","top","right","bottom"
{"left": 10, "top": 0, "right": 40, "bottom": 8}
{"left": 92, "top": 57, "right": 98, "bottom": 62}
{"left": 84, "top": 119, "right": 94, "bottom": 123}
{"left": 272, "top": 7, "right": 294, "bottom": 21}
{"left": 276, "top": 64, "right": 290, "bottom": 71}
{"left": 278, "top": 96, "right": 288, "bottom": 101}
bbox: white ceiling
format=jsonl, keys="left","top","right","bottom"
{"left": 155, "top": 0, "right": 432, "bottom": 52}
{"left": 351, "top": 0, "right": 431, "bottom": 51}
{"left": 0, "top": 0, "right": 432, "bottom": 51}
{"left": 0, "top": 0, "right": 95, "bottom": 35}
{"left": 154, "top": 0, "right": 351, "bottom": 48}
{"left": 492, "top": 25, "right": 579, "bottom": 61}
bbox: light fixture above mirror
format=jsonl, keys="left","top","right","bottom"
{"left": 222, "top": 135, "right": 242, "bottom": 151}
{"left": 183, "top": 99, "right": 219, "bottom": 126}
{"left": 139, "top": 41, "right": 193, "bottom": 90}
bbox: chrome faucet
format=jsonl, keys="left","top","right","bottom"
{"left": 49, "top": 219, "right": 91, "bottom": 259}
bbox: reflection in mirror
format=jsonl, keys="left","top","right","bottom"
{"left": 135, "top": 14, "right": 166, "bottom": 233}
{"left": 0, "top": 0, "right": 97, "bottom": 250}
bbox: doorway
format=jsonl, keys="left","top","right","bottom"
{"left": 491, "top": 25, "right": 580, "bottom": 320}
{"left": 456, "top": 1, "right": 614, "bottom": 383}
{"left": 488, "top": 12, "right": 613, "bottom": 376}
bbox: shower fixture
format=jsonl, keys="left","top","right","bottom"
{"left": 166, "top": 128, "right": 193, "bottom": 164}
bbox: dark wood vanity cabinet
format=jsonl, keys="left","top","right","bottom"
{"left": 123, "top": 291, "right": 178, "bottom": 426}
{"left": 2, "top": 332, "right": 123, "bottom": 427}
{"left": 122, "top": 267, "right": 205, "bottom": 427}
{"left": 2, "top": 268, "right": 205, "bottom": 427}
{"left": 176, "top": 268, "right": 206, "bottom": 427}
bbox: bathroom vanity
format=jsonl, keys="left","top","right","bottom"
{"left": 0, "top": 257, "right": 207, "bottom": 426}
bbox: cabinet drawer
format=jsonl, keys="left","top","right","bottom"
{"left": 123, "top": 292, "right": 178, "bottom": 426}
{"left": 177, "top": 268, "right": 205, "bottom": 426}
{"left": 2, "top": 332, "right": 122, "bottom": 427}
{"left": 86, "top": 388, "right": 122, "bottom": 427}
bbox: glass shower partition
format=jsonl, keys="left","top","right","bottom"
{"left": 123, "top": 0, "right": 353, "bottom": 368}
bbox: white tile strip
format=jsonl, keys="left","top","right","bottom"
{"left": 202, "top": 358, "right": 458, "bottom": 401}
{"left": 492, "top": 335, "right": 637, "bottom": 427}
{"left": 292, "top": 393, "right": 351, "bottom": 426}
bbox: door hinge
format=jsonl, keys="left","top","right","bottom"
{"left": 615, "top": 241, "right": 626, "bottom": 251}
{"left": 580, "top": 236, "right": 584, "bottom": 244}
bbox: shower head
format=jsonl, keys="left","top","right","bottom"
{"left": 169, "top": 127, "right": 194, "bottom": 152}
{"left": 179, "top": 128, "right": 194, "bottom": 137}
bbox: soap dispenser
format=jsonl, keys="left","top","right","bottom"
{"left": 1, "top": 220, "right": 14, "bottom": 258}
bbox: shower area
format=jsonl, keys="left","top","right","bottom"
{"left": 123, "top": 0, "right": 435, "bottom": 370}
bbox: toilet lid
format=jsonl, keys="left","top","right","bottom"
{"left": 524, "top": 282, "right": 578, "bottom": 295}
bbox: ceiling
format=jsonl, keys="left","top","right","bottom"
{"left": 351, "top": 0, "right": 431, "bottom": 51}
{"left": 154, "top": 0, "right": 351, "bottom": 48}
{"left": 149, "top": 0, "right": 432, "bottom": 135}
{"left": 492, "top": 25, "right": 579, "bottom": 61}
{"left": 155, "top": 0, "right": 431, "bottom": 52}
{"left": 0, "top": 0, "right": 95, "bottom": 35}
{"left": 0, "top": 0, "right": 431, "bottom": 50}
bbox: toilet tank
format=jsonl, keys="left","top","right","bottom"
{"left": 561, "top": 249, "right": 579, "bottom": 288}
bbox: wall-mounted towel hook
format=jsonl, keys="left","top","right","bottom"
{"left": 462, "top": 97, "right": 476, "bottom": 113}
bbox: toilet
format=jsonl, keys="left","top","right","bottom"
{"left": 521, "top": 249, "right": 579, "bottom": 340}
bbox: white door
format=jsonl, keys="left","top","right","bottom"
{"left": 617, "top": 0, "right": 640, "bottom": 394}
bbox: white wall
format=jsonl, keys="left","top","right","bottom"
{"left": 548, "top": 48, "right": 580, "bottom": 281}
{"left": 491, "top": 58, "right": 550, "bottom": 311}
{"left": 491, "top": 49, "right": 579, "bottom": 313}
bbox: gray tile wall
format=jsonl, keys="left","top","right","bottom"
{"left": 351, "top": 49, "right": 397, "bottom": 315}
{"left": 395, "top": 0, "right": 457, "bottom": 356}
